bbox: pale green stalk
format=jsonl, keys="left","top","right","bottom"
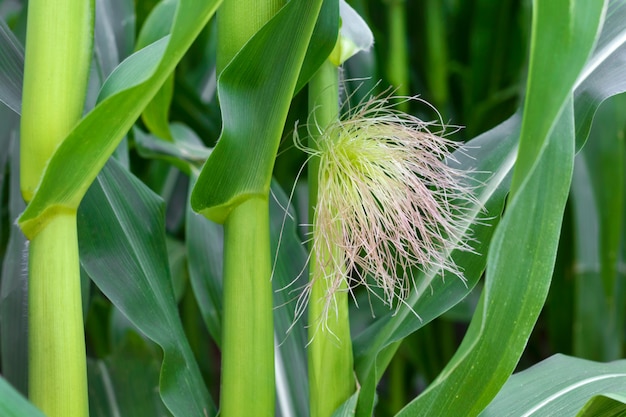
{"left": 221, "top": 197, "right": 274, "bottom": 416}
{"left": 28, "top": 214, "right": 86, "bottom": 417}
{"left": 424, "top": 0, "right": 449, "bottom": 108}
{"left": 19, "top": 1, "right": 93, "bottom": 416}
{"left": 308, "top": 60, "right": 355, "bottom": 417}
{"left": 216, "top": 0, "right": 281, "bottom": 415}
{"left": 386, "top": 0, "right": 409, "bottom": 111}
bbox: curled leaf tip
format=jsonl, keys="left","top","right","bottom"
{"left": 297, "top": 92, "right": 480, "bottom": 324}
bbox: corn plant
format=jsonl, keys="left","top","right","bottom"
{"left": 1, "top": 0, "right": 626, "bottom": 416}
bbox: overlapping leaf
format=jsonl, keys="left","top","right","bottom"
{"left": 191, "top": 0, "right": 335, "bottom": 222}
{"left": 480, "top": 355, "right": 626, "bottom": 416}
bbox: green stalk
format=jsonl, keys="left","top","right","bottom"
{"left": 423, "top": 0, "right": 449, "bottom": 109}
{"left": 216, "top": 0, "right": 282, "bottom": 415}
{"left": 386, "top": 0, "right": 409, "bottom": 111}
{"left": 19, "top": 1, "right": 93, "bottom": 416}
{"left": 28, "top": 214, "right": 87, "bottom": 417}
{"left": 221, "top": 197, "right": 274, "bottom": 416}
{"left": 308, "top": 60, "right": 355, "bottom": 417}
{"left": 20, "top": 0, "right": 93, "bottom": 202}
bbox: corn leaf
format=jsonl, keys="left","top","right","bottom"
{"left": 77, "top": 158, "right": 215, "bottom": 417}
{"left": 578, "top": 393, "right": 626, "bottom": 417}
{"left": 574, "top": 0, "right": 626, "bottom": 148}
{"left": 87, "top": 333, "right": 172, "bottom": 417}
{"left": 353, "top": 112, "right": 516, "bottom": 416}
{"left": 480, "top": 355, "right": 626, "bottom": 416}
{"left": 395, "top": 0, "right": 604, "bottom": 414}
{"left": 0, "top": 377, "right": 45, "bottom": 417}
{"left": 0, "top": 18, "right": 22, "bottom": 115}
{"left": 353, "top": 0, "right": 620, "bottom": 414}
{"left": 571, "top": 93, "right": 626, "bottom": 361}
{"left": 191, "top": 0, "right": 333, "bottom": 222}
{"left": 0, "top": 132, "right": 27, "bottom": 396}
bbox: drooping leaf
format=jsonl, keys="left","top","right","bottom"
{"left": 77, "top": 158, "right": 216, "bottom": 417}
{"left": 136, "top": 0, "right": 177, "bottom": 140}
{"left": 480, "top": 355, "right": 626, "bottom": 416}
{"left": 191, "top": 0, "right": 331, "bottom": 222}
{"left": 92, "top": 0, "right": 135, "bottom": 82}
{"left": 88, "top": 0, "right": 135, "bottom": 109}
{"left": 134, "top": 124, "right": 211, "bottom": 174}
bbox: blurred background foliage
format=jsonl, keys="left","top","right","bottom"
{"left": 1, "top": 0, "right": 625, "bottom": 416}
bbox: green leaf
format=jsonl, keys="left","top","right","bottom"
{"left": 578, "top": 393, "right": 626, "bottom": 417}
{"left": 0, "top": 376, "right": 46, "bottom": 417}
{"left": 354, "top": 1, "right": 626, "bottom": 413}
{"left": 191, "top": 0, "right": 328, "bottom": 223}
{"left": 185, "top": 173, "right": 223, "bottom": 345}
{"left": 18, "top": 0, "right": 222, "bottom": 239}
{"left": 510, "top": 0, "right": 605, "bottom": 195}
{"left": 295, "top": 0, "right": 339, "bottom": 94}
{"left": 479, "top": 355, "right": 626, "bottom": 416}
{"left": 134, "top": 124, "right": 211, "bottom": 174}
{"left": 92, "top": 0, "right": 135, "bottom": 82}
{"left": 0, "top": 132, "right": 27, "bottom": 396}
{"left": 87, "top": 332, "right": 172, "bottom": 417}
{"left": 0, "top": 18, "right": 23, "bottom": 115}
{"left": 571, "top": 93, "right": 626, "bottom": 361}
{"left": 330, "top": 391, "right": 359, "bottom": 417}
{"left": 269, "top": 180, "right": 310, "bottom": 417}
{"left": 329, "top": 0, "right": 373, "bottom": 66}
{"left": 574, "top": 0, "right": 626, "bottom": 148}
{"left": 399, "top": 96, "right": 575, "bottom": 417}
{"left": 396, "top": 0, "right": 606, "bottom": 412}
{"left": 136, "top": 0, "right": 177, "bottom": 140}
{"left": 77, "top": 159, "right": 216, "bottom": 417}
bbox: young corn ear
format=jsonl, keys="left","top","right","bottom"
{"left": 296, "top": 93, "right": 478, "bottom": 323}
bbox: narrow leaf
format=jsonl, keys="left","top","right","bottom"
{"left": 574, "top": 0, "right": 626, "bottom": 147}
{"left": 77, "top": 159, "right": 216, "bottom": 417}
{"left": 0, "top": 132, "right": 27, "bottom": 396}
{"left": 0, "top": 377, "right": 46, "bottom": 417}
{"left": 480, "top": 355, "right": 626, "bottom": 416}
{"left": 191, "top": 0, "right": 327, "bottom": 222}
